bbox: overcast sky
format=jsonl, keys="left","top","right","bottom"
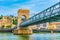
{"left": 0, "top": 0, "right": 60, "bottom": 17}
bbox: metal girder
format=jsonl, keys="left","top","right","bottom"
{"left": 20, "top": 2, "right": 60, "bottom": 27}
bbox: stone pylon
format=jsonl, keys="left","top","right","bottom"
{"left": 13, "top": 9, "right": 32, "bottom": 35}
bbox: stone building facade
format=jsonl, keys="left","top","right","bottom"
{"left": 49, "top": 22, "right": 60, "bottom": 30}
{"left": 0, "top": 16, "right": 15, "bottom": 29}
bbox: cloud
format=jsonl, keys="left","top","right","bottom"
{"left": 14, "top": 0, "right": 49, "bottom": 16}
{"left": 0, "top": 0, "right": 60, "bottom": 17}
{"left": 50, "top": 0, "right": 60, "bottom": 2}
{"left": 0, "top": 0, "right": 29, "bottom": 6}
{"left": 0, "top": 0, "right": 28, "bottom": 1}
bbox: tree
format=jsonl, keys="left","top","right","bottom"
{"left": 13, "top": 19, "right": 18, "bottom": 25}
{"left": 0, "top": 15, "right": 3, "bottom": 19}
{"left": 7, "top": 16, "right": 9, "bottom": 19}
{"left": 2, "top": 25, "right": 4, "bottom": 29}
{"left": 10, "top": 15, "right": 14, "bottom": 18}
{"left": 6, "top": 25, "right": 11, "bottom": 28}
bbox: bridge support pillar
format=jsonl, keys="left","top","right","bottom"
{"left": 13, "top": 9, "right": 32, "bottom": 35}
{"left": 50, "top": 30, "right": 53, "bottom": 33}
{"left": 13, "top": 28, "right": 32, "bottom": 35}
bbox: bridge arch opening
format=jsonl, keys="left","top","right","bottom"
{"left": 21, "top": 15, "right": 26, "bottom": 21}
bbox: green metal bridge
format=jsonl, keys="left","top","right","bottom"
{"left": 20, "top": 2, "right": 60, "bottom": 27}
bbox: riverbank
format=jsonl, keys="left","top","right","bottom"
{"left": 33, "top": 29, "right": 60, "bottom": 33}
{"left": 0, "top": 29, "right": 13, "bottom": 32}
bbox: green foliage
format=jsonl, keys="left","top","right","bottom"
{"left": 10, "top": 15, "right": 14, "bottom": 18}
{"left": 0, "top": 15, "right": 3, "bottom": 19}
{"left": 7, "top": 16, "right": 9, "bottom": 19}
{"left": 13, "top": 19, "right": 18, "bottom": 25}
{"left": 2, "top": 25, "right": 4, "bottom": 29}
{"left": 6, "top": 25, "right": 11, "bottom": 28}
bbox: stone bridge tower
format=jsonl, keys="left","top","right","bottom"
{"left": 18, "top": 9, "right": 29, "bottom": 27}
{"left": 13, "top": 9, "right": 32, "bottom": 35}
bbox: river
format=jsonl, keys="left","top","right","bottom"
{"left": 0, "top": 33, "right": 60, "bottom": 40}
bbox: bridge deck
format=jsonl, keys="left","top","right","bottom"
{"left": 20, "top": 2, "right": 60, "bottom": 27}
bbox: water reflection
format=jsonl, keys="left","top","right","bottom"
{"left": 30, "top": 33, "right": 60, "bottom": 40}
{"left": 18, "top": 35, "right": 30, "bottom": 40}
{"left": 0, "top": 33, "right": 60, "bottom": 40}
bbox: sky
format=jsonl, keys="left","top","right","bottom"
{"left": 0, "top": 0, "right": 60, "bottom": 17}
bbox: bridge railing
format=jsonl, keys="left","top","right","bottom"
{"left": 20, "top": 2, "right": 60, "bottom": 27}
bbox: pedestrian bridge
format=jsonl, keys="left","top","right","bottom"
{"left": 20, "top": 2, "right": 60, "bottom": 27}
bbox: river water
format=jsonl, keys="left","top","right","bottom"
{"left": 0, "top": 33, "right": 60, "bottom": 40}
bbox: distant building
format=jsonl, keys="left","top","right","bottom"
{"left": 48, "top": 22, "right": 60, "bottom": 30}
{"left": 0, "top": 19, "right": 2, "bottom": 28}
{"left": 36, "top": 22, "right": 60, "bottom": 30}
{"left": 36, "top": 22, "right": 49, "bottom": 29}
{"left": 29, "top": 25, "right": 37, "bottom": 29}
{"left": 0, "top": 16, "right": 15, "bottom": 29}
